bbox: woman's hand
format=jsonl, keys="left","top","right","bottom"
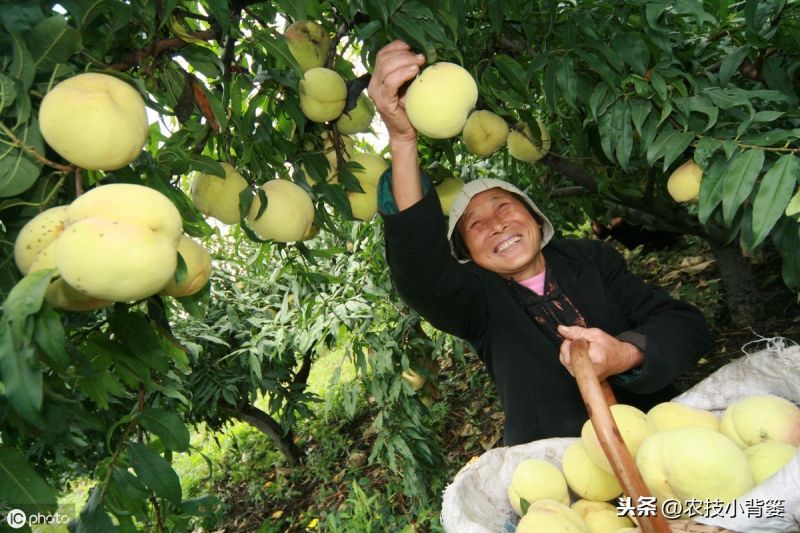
{"left": 557, "top": 325, "right": 644, "bottom": 381}
{"left": 367, "top": 40, "right": 425, "bottom": 146}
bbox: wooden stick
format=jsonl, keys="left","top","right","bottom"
{"left": 570, "top": 339, "right": 671, "bottom": 533}
{"left": 600, "top": 378, "right": 617, "bottom": 406}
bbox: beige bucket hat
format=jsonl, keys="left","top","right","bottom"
{"left": 445, "top": 178, "right": 555, "bottom": 263}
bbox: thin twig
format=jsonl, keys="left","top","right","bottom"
{"left": 693, "top": 134, "right": 800, "bottom": 153}
{"left": 74, "top": 169, "right": 84, "bottom": 196}
{"left": 0, "top": 173, "right": 68, "bottom": 214}
{"left": 0, "top": 122, "right": 75, "bottom": 172}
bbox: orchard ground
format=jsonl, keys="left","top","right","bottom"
{"left": 59, "top": 231, "right": 798, "bottom": 533}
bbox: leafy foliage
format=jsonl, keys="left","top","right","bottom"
{"left": 1, "top": 0, "right": 799, "bottom": 529}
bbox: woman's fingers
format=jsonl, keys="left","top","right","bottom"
{"left": 368, "top": 41, "right": 424, "bottom": 141}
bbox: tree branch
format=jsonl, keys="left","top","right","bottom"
{"left": 106, "top": 28, "right": 220, "bottom": 71}
{"left": 327, "top": 21, "right": 351, "bottom": 69}
{"left": 234, "top": 405, "right": 303, "bottom": 465}
{"left": 549, "top": 186, "right": 586, "bottom": 198}
{"left": 540, "top": 153, "right": 598, "bottom": 192}
{"left": 293, "top": 348, "right": 313, "bottom": 388}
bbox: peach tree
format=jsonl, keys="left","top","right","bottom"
{"left": 1, "top": 0, "right": 799, "bottom": 529}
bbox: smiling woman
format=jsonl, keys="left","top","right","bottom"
{"left": 368, "top": 40, "right": 713, "bottom": 447}
{"left": 451, "top": 186, "right": 546, "bottom": 281}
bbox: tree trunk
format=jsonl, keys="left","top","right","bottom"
{"left": 234, "top": 405, "right": 303, "bottom": 465}
{"left": 707, "top": 243, "right": 762, "bottom": 328}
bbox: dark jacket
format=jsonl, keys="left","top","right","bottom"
{"left": 382, "top": 188, "right": 711, "bottom": 446}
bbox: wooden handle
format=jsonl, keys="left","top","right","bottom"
{"left": 570, "top": 339, "right": 671, "bottom": 533}
{"left": 600, "top": 377, "right": 617, "bottom": 406}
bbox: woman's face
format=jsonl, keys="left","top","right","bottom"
{"left": 457, "top": 188, "right": 545, "bottom": 280}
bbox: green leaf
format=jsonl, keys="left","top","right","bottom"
{"left": 629, "top": 98, "right": 651, "bottom": 136}
{"left": 188, "top": 154, "right": 225, "bottom": 177}
{"left": 587, "top": 42, "right": 625, "bottom": 73}
{"left": 493, "top": 55, "right": 528, "bottom": 100}
{"left": 205, "top": 0, "right": 231, "bottom": 34}
{"left": 556, "top": 56, "right": 578, "bottom": 110}
{"left": 719, "top": 46, "right": 749, "bottom": 87}
{"left": 33, "top": 304, "right": 70, "bottom": 371}
{"left": 128, "top": 443, "right": 182, "bottom": 506}
{"left": 392, "top": 13, "right": 428, "bottom": 53}
{"left": 574, "top": 50, "right": 618, "bottom": 87}
{"left": 693, "top": 137, "right": 721, "bottom": 168}
{"left": 139, "top": 408, "right": 191, "bottom": 452}
{"left": 614, "top": 101, "right": 633, "bottom": 170}
{"left": 721, "top": 140, "right": 738, "bottom": 160}
{"left": 752, "top": 110, "right": 784, "bottom": 122}
{"left": 180, "top": 45, "right": 223, "bottom": 78}
{"left": 108, "top": 311, "right": 169, "bottom": 373}
{"left": 0, "top": 446, "right": 57, "bottom": 515}
{"left": 58, "top": 0, "right": 109, "bottom": 29}
{"left": 772, "top": 218, "right": 800, "bottom": 289}
{"left": 73, "top": 336, "right": 126, "bottom": 409}
{"left": 0, "top": 74, "right": 18, "bottom": 112}
{"left": 740, "top": 128, "right": 800, "bottom": 147}
{"left": 598, "top": 110, "right": 616, "bottom": 164}
{"left": 698, "top": 156, "right": 728, "bottom": 224}
{"left": 356, "top": 20, "right": 382, "bottom": 41}
{"left": 722, "top": 148, "right": 765, "bottom": 226}
{"left": 9, "top": 30, "right": 35, "bottom": 91}
{"left": 237, "top": 185, "right": 253, "bottom": 220}
{"left": 71, "top": 486, "right": 116, "bottom": 532}
{"left": 487, "top": 0, "right": 503, "bottom": 36}
{"left": 2, "top": 268, "right": 53, "bottom": 317}
{"left": 0, "top": 2, "right": 45, "bottom": 32}
{"left": 612, "top": 32, "right": 650, "bottom": 74}
{"left": 762, "top": 56, "right": 798, "bottom": 105}
{"left": 174, "top": 251, "right": 188, "bottom": 288}
{"left": 104, "top": 466, "right": 148, "bottom": 517}
{"left": 657, "top": 98, "right": 673, "bottom": 126}
{"left": 649, "top": 70, "right": 667, "bottom": 101}
{"left": 176, "top": 280, "right": 210, "bottom": 319}
{"left": 106, "top": 1, "right": 132, "bottom": 33}
{"left": 76, "top": 371, "right": 125, "bottom": 410}
{"left": 681, "top": 95, "right": 718, "bottom": 132}
{"left": 255, "top": 32, "right": 297, "bottom": 72}
{"left": 27, "top": 16, "right": 82, "bottom": 74}
{"left": 0, "top": 270, "right": 55, "bottom": 425}
{"left": 238, "top": 188, "right": 271, "bottom": 243}
{"left": 706, "top": 88, "right": 754, "bottom": 113}
{"left": 646, "top": 128, "right": 694, "bottom": 171}
{"left": 751, "top": 154, "right": 799, "bottom": 248}
{"left": 0, "top": 119, "right": 45, "bottom": 198}
{"left": 645, "top": 1, "right": 669, "bottom": 31}
{"left": 301, "top": 152, "right": 331, "bottom": 184}
{"left": 589, "top": 83, "right": 609, "bottom": 121}
{"left": 675, "top": 0, "right": 717, "bottom": 26}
